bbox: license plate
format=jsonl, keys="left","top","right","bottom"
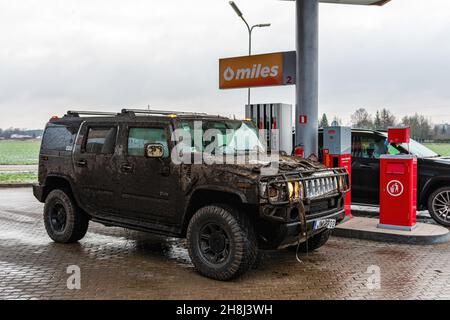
{"left": 313, "top": 219, "right": 336, "bottom": 230}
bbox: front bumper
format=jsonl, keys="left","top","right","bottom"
{"left": 266, "top": 208, "right": 346, "bottom": 249}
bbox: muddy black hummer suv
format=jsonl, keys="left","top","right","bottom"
{"left": 34, "top": 109, "right": 349, "bottom": 280}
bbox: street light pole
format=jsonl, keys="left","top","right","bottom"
{"left": 229, "top": 1, "right": 271, "bottom": 107}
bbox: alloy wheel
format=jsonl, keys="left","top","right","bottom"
{"left": 432, "top": 190, "right": 450, "bottom": 222}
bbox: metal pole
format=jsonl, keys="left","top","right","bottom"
{"left": 248, "top": 26, "right": 253, "bottom": 107}
{"left": 239, "top": 17, "right": 252, "bottom": 107}
{"left": 295, "top": 0, "right": 319, "bottom": 158}
{"left": 229, "top": 2, "right": 270, "bottom": 108}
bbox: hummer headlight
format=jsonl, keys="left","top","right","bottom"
{"left": 288, "top": 181, "right": 301, "bottom": 201}
{"left": 260, "top": 182, "right": 267, "bottom": 198}
{"left": 295, "top": 181, "right": 302, "bottom": 199}
{"left": 260, "top": 182, "right": 280, "bottom": 201}
{"left": 288, "top": 182, "right": 294, "bottom": 198}
{"left": 268, "top": 185, "right": 279, "bottom": 200}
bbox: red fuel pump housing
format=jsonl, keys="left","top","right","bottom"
{"left": 378, "top": 155, "right": 417, "bottom": 231}
{"left": 323, "top": 127, "right": 352, "bottom": 216}
{"left": 294, "top": 146, "right": 304, "bottom": 158}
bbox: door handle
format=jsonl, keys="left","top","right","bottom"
{"left": 120, "top": 163, "right": 133, "bottom": 173}
{"left": 76, "top": 159, "right": 87, "bottom": 167}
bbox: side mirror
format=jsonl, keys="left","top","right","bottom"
{"left": 145, "top": 143, "right": 164, "bottom": 158}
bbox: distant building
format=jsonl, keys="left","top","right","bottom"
{"left": 435, "top": 123, "right": 449, "bottom": 132}
{"left": 10, "top": 134, "right": 33, "bottom": 139}
{"left": 434, "top": 123, "right": 450, "bottom": 140}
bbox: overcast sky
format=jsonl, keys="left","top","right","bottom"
{"left": 1, "top": 0, "right": 450, "bottom": 129}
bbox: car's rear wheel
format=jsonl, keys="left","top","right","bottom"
{"left": 44, "top": 189, "right": 89, "bottom": 243}
{"left": 428, "top": 187, "right": 450, "bottom": 227}
{"left": 186, "top": 205, "right": 258, "bottom": 281}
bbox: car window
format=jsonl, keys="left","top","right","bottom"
{"left": 85, "top": 127, "right": 117, "bottom": 154}
{"left": 388, "top": 145, "right": 401, "bottom": 155}
{"left": 128, "top": 127, "right": 169, "bottom": 158}
{"left": 352, "top": 134, "right": 388, "bottom": 159}
{"left": 41, "top": 125, "right": 77, "bottom": 151}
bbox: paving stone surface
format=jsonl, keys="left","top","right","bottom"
{"left": 1, "top": 188, "right": 450, "bottom": 300}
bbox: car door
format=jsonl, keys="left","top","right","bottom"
{"left": 116, "top": 122, "right": 179, "bottom": 225}
{"left": 351, "top": 132, "right": 388, "bottom": 205}
{"left": 73, "top": 122, "right": 119, "bottom": 214}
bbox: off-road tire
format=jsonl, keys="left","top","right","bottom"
{"left": 44, "top": 189, "right": 89, "bottom": 243}
{"left": 428, "top": 187, "right": 450, "bottom": 227}
{"left": 187, "top": 205, "right": 258, "bottom": 281}
{"left": 290, "top": 229, "right": 332, "bottom": 253}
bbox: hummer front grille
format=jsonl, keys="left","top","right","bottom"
{"left": 304, "top": 175, "right": 339, "bottom": 199}
{"left": 259, "top": 168, "right": 349, "bottom": 205}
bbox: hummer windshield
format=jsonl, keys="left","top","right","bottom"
{"left": 177, "top": 119, "right": 266, "bottom": 155}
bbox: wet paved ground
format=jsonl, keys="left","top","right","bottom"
{"left": 1, "top": 187, "right": 450, "bottom": 300}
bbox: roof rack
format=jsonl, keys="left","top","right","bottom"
{"left": 65, "top": 110, "right": 119, "bottom": 117}
{"left": 121, "top": 108, "right": 209, "bottom": 117}
{"left": 63, "top": 108, "right": 227, "bottom": 119}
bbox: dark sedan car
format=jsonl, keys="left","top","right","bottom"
{"left": 318, "top": 129, "right": 450, "bottom": 226}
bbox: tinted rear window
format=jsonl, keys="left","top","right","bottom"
{"left": 85, "top": 127, "right": 117, "bottom": 154}
{"left": 41, "top": 125, "right": 77, "bottom": 151}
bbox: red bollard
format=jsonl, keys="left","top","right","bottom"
{"left": 378, "top": 155, "right": 417, "bottom": 231}
{"left": 378, "top": 127, "right": 417, "bottom": 231}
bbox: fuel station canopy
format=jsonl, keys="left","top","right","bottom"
{"left": 284, "top": 0, "right": 390, "bottom": 5}
{"left": 285, "top": 0, "right": 391, "bottom": 159}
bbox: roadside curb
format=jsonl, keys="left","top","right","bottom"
{"left": 334, "top": 217, "right": 450, "bottom": 245}
{"left": 0, "top": 183, "right": 33, "bottom": 188}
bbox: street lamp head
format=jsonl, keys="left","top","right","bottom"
{"left": 229, "top": 1, "right": 243, "bottom": 17}
{"left": 257, "top": 23, "right": 271, "bottom": 28}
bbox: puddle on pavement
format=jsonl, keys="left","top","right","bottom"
{"left": 0, "top": 229, "right": 49, "bottom": 246}
{"left": 84, "top": 228, "right": 192, "bottom": 267}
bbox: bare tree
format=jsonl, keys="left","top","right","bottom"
{"left": 402, "top": 114, "right": 432, "bottom": 141}
{"left": 351, "top": 108, "right": 373, "bottom": 129}
{"left": 379, "top": 108, "right": 396, "bottom": 129}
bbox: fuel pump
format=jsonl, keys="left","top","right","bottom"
{"left": 245, "top": 104, "right": 293, "bottom": 155}
{"left": 323, "top": 126, "right": 352, "bottom": 217}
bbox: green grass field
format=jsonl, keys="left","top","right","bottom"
{"left": 0, "top": 140, "right": 41, "bottom": 165}
{"left": 0, "top": 172, "right": 37, "bottom": 184}
{"left": 424, "top": 143, "right": 450, "bottom": 156}
{"left": 0, "top": 139, "right": 447, "bottom": 184}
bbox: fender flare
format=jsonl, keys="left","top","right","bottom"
{"left": 180, "top": 185, "right": 249, "bottom": 233}
{"left": 421, "top": 176, "right": 450, "bottom": 208}
{"left": 43, "top": 174, "right": 83, "bottom": 208}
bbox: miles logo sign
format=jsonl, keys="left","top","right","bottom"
{"left": 219, "top": 51, "right": 296, "bottom": 89}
